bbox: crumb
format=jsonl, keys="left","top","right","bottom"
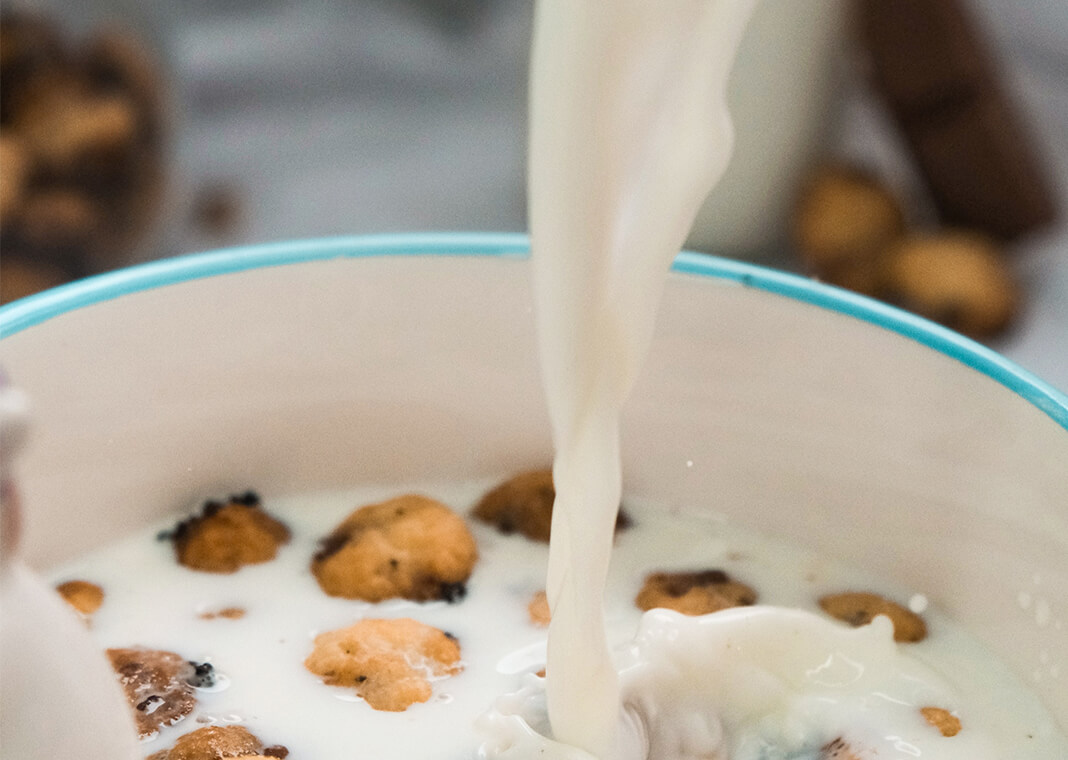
{"left": 304, "top": 618, "right": 462, "bottom": 712}
{"left": 472, "top": 468, "right": 630, "bottom": 542}
{"left": 818, "top": 591, "right": 927, "bottom": 642}
{"left": 311, "top": 494, "right": 478, "bottom": 602}
{"left": 921, "top": 706, "right": 962, "bottom": 737}
{"left": 528, "top": 590, "right": 550, "bottom": 627}
{"left": 55, "top": 579, "right": 104, "bottom": 618}
{"left": 106, "top": 648, "right": 197, "bottom": 739}
{"left": 636, "top": 569, "right": 757, "bottom": 616}
{"left": 199, "top": 606, "right": 247, "bottom": 620}
{"left": 144, "top": 724, "right": 287, "bottom": 760}
{"left": 821, "top": 737, "right": 865, "bottom": 759}
{"left": 166, "top": 491, "right": 290, "bottom": 574}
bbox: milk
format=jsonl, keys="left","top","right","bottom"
{"left": 527, "top": 0, "right": 756, "bottom": 755}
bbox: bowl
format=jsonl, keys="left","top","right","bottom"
{"left": 1, "top": 232, "right": 1065, "bottom": 748}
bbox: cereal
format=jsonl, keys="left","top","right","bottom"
{"left": 635, "top": 569, "right": 757, "bottom": 616}
{"left": 818, "top": 592, "right": 927, "bottom": 643}
{"left": 55, "top": 579, "right": 104, "bottom": 618}
{"left": 528, "top": 590, "right": 551, "bottom": 627}
{"left": 165, "top": 491, "right": 291, "bottom": 574}
{"left": 106, "top": 648, "right": 198, "bottom": 739}
{"left": 473, "top": 468, "right": 630, "bottom": 542}
{"left": 921, "top": 706, "right": 962, "bottom": 737}
{"left": 311, "top": 494, "right": 478, "bottom": 602}
{"left": 144, "top": 725, "right": 290, "bottom": 760}
{"left": 304, "top": 618, "right": 463, "bottom": 712}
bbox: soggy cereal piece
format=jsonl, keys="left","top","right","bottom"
{"left": 55, "top": 579, "right": 104, "bottom": 618}
{"left": 304, "top": 618, "right": 463, "bottom": 712}
{"left": 921, "top": 706, "right": 962, "bottom": 737}
{"left": 635, "top": 569, "right": 757, "bottom": 616}
{"left": 166, "top": 491, "right": 290, "bottom": 573}
{"left": 106, "top": 648, "right": 197, "bottom": 739}
{"left": 821, "top": 737, "right": 865, "bottom": 759}
{"left": 144, "top": 724, "right": 290, "bottom": 760}
{"left": 311, "top": 494, "right": 478, "bottom": 602}
{"left": 818, "top": 591, "right": 927, "bottom": 642}
{"left": 528, "top": 590, "right": 551, "bottom": 627}
{"left": 473, "top": 468, "right": 631, "bottom": 542}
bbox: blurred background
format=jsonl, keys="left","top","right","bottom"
{"left": 1, "top": 0, "right": 1065, "bottom": 391}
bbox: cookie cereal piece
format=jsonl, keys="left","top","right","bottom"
{"left": 879, "top": 231, "right": 1018, "bottom": 338}
{"left": 528, "top": 590, "right": 551, "bottom": 627}
{"left": 55, "top": 579, "right": 104, "bottom": 618}
{"left": 304, "top": 617, "right": 463, "bottom": 712}
{"left": 473, "top": 468, "right": 631, "bottom": 542}
{"left": 793, "top": 166, "right": 906, "bottom": 296}
{"left": 921, "top": 706, "right": 962, "bottom": 737}
{"left": 635, "top": 569, "right": 757, "bottom": 616}
{"left": 168, "top": 491, "right": 291, "bottom": 574}
{"left": 311, "top": 494, "right": 478, "bottom": 602}
{"left": 818, "top": 591, "right": 927, "bottom": 643}
{"left": 106, "top": 648, "right": 198, "bottom": 739}
{"left": 145, "top": 725, "right": 290, "bottom": 760}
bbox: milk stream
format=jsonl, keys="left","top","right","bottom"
{"left": 528, "top": 1, "right": 757, "bottom": 755}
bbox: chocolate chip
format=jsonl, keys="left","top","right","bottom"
{"left": 440, "top": 582, "right": 467, "bottom": 603}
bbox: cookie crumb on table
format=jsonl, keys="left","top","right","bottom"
{"left": 921, "top": 706, "right": 962, "bottom": 737}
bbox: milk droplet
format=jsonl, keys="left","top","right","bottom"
{"left": 908, "top": 594, "right": 928, "bottom": 614}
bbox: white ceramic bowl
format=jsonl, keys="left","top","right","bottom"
{"left": 1, "top": 233, "right": 1066, "bottom": 735}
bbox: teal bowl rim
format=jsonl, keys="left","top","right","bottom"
{"left": 2, "top": 231, "right": 1066, "bottom": 431}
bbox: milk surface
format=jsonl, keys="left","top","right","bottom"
{"left": 48, "top": 484, "right": 1067, "bottom": 758}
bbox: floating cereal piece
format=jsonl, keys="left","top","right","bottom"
{"left": 635, "top": 569, "right": 757, "bottom": 616}
{"left": 199, "top": 606, "right": 247, "bottom": 620}
{"left": 55, "top": 579, "right": 104, "bottom": 618}
{"left": 165, "top": 491, "right": 291, "bottom": 574}
{"left": 818, "top": 591, "right": 927, "bottom": 642}
{"left": 311, "top": 494, "right": 477, "bottom": 602}
{"left": 472, "top": 468, "right": 631, "bottom": 542}
{"left": 107, "top": 648, "right": 197, "bottom": 739}
{"left": 528, "top": 590, "right": 550, "bottom": 627}
{"left": 144, "top": 724, "right": 289, "bottom": 760}
{"left": 304, "top": 618, "right": 463, "bottom": 712}
{"left": 921, "top": 706, "right": 962, "bottom": 737}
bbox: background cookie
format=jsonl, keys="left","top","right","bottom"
{"left": 144, "top": 725, "right": 289, "bottom": 760}
{"left": 818, "top": 591, "right": 927, "bottom": 643}
{"left": 635, "top": 569, "right": 757, "bottom": 616}
{"left": 165, "top": 491, "right": 290, "bottom": 574}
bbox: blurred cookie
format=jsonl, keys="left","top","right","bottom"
{"left": 311, "top": 494, "right": 477, "bottom": 602}
{"left": 635, "top": 569, "right": 757, "bottom": 616}
{"left": 304, "top": 618, "right": 462, "bottom": 712}
{"left": 165, "top": 491, "right": 290, "bottom": 574}
{"left": 921, "top": 706, "right": 962, "bottom": 737}
{"left": 818, "top": 591, "right": 927, "bottom": 643}
{"left": 144, "top": 725, "right": 289, "bottom": 760}
{"left": 528, "top": 590, "right": 550, "bottom": 627}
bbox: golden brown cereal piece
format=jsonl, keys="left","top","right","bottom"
{"left": 55, "top": 579, "right": 104, "bottom": 618}
{"left": 794, "top": 166, "right": 906, "bottom": 296}
{"left": 304, "top": 618, "right": 463, "bottom": 712}
{"left": 879, "top": 231, "right": 1018, "bottom": 338}
{"left": 528, "top": 590, "right": 551, "bottom": 627}
{"left": 921, "top": 706, "right": 962, "bottom": 737}
{"left": 145, "top": 725, "right": 264, "bottom": 760}
{"left": 635, "top": 569, "right": 757, "bottom": 616}
{"left": 821, "top": 737, "right": 866, "bottom": 759}
{"left": 473, "top": 468, "right": 631, "bottom": 543}
{"left": 818, "top": 591, "right": 927, "bottom": 642}
{"left": 106, "top": 648, "right": 198, "bottom": 739}
{"left": 167, "top": 491, "right": 290, "bottom": 574}
{"left": 311, "top": 494, "right": 478, "bottom": 602}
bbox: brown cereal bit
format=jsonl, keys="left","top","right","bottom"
{"left": 472, "top": 468, "right": 631, "bottom": 543}
{"left": 528, "top": 590, "right": 550, "bottom": 627}
{"left": 793, "top": 166, "right": 906, "bottom": 296}
{"left": 199, "top": 606, "right": 247, "bottom": 620}
{"left": 311, "top": 494, "right": 478, "bottom": 602}
{"left": 304, "top": 618, "right": 463, "bottom": 712}
{"left": 144, "top": 724, "right": 289, "bottom": 760}
{"left": 106, "top": 648, "right": 197, "bottom": 739}
{"left": 821, "top": 737, "right": 865, "bottom": 759}
{"left": 879, "top": 231, "right": 1018, "bottom": 339}
{"left": 921, "top": 706, "right": 962, "bottom": 737}
{"left": 635, "top": 569, "right": 757, "bottom": 616}
{"left": 818, "top": 592, "right": 927, "bottom": 643}
{"left": 55, "top": 579, "right": 104, "bottom": 617}
{"left": 166, "top": 491, "right": 290, "bottom": 574}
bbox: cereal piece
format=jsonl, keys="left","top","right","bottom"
{"left": 921, "top": 706, "right": 962, "bottom": 737}
{"left": 821, "top": 737, "right": 865, "bottom": 759}
{"left": 166, "top": 491, "right": 290, "bottom": 574}
{"left": 793, "top": 166, "right": 905, "bottom": 296}
{"left": 311, "top": 494, "right": 478, "bottom": 602}
{"left": 878, "top": 231, "right": 1018, "bottom": 338}
{"left": 635, "top": 569, "right": 757, "bottom": 616}
{"left": 55, "top": 579, "right": 104, "bottom": 617}
{"left": 818, "top": 592, "right": 927, "bottom": 643}
{"left": 304, "top": 618, "right": 463, "bottom": 712}
{"left": 106, "top": 648, "right": 197, "bottom": 739}
{"left": 472, "top": 468, "right": 631, "bottom": 542}
{"left": 144, "top": 725, "right": 289, "bottom": 760}
{"left": 528, "top": 590, "right": 550, "bottom": 627}
{"left": 199, "top": 606, "right": 247, "bottom": 620}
